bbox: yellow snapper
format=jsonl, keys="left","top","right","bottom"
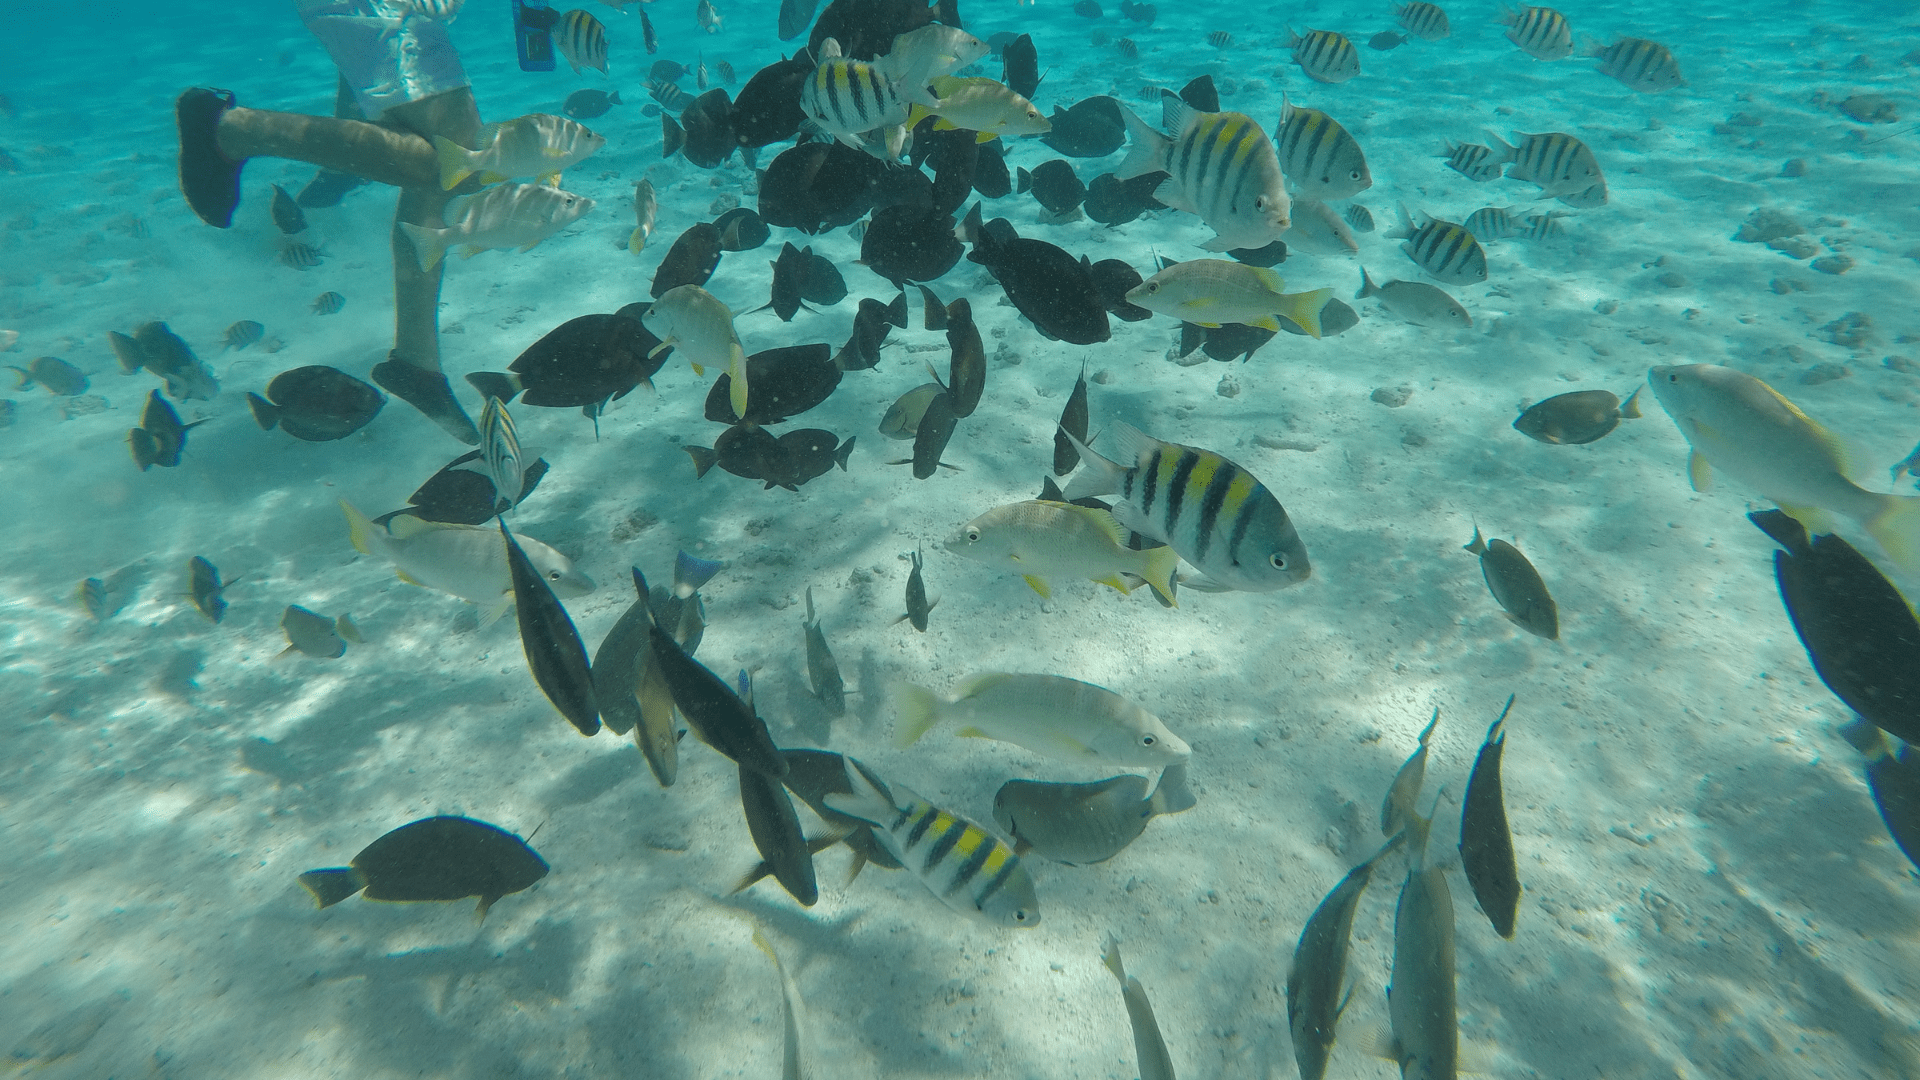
{"left": 913, "top": 76, "right": 1051, "bottom": 141}
{"left": 945, "top": 499, "right": 1179, "bottom": 605}
{"left": 399, "top": 182, "right": 595, "bottom": 271}
{"left": 1648, "top": 364, "right": 1920, "bottom": 570}
{"left": 643, "top": 285, "right": 748, "bottom": 419}
{"left": 1127, "top": 259, "right": 1333, "bottom": 337}
{"left": 432, "top": 113, "right": 606, "bottom": 190}
{"left": 894, "top": 672, "right": 1190, "bottom": 767}
{"left": 341, "top": 501, "right": 594, "bottom": 624}
{"left": 629, "top": 178, "right": 657, "bottom": 253}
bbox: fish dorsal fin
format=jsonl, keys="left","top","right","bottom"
{"left": 1074, "top": 504, "right": 1130, "bottom": 548}
{"left": 385, "top": 514, "right": 467, "bottom": 540}
{"left": 953, "top": 671, "right": 1015, "bottom": 699}
{"left": 1107, "top": 421, "right": 1161, "bottom": 468}
{"left": 1160, "top": 93, "right": 1197, "bottom": 134}
{"left": 1249, "top": 265, "right": 1286, "bottom": 293}
{"left": 819, "top": 37, "right": 843, "bottom": 60}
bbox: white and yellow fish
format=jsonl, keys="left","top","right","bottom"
{"left": 894, "top": 672, "right": 1190, "bottom": 767}
{"left": 643, "top": 285, "right": 748, "bottom": 418}
{"left": 945, "top": 499, "right": 1179, "bottom": 605}
{"left": 1126, "top": 259, "right": 1333, "bottom": 336}
{"left": 341, "top": 501, "right": 594, "bottom": 624}
{"left": 910, "top": 76, "right": 1051, "bottom": 141}
{"left": 399, "top": 182, "right": 595, "bottom": 271}
{"left": 432, "top": 113, "right": 605, "bottom": 190}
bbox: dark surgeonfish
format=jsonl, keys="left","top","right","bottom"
{"left": 1041, "top": 97, "right": 1125, "bottom": 157}
{"left": 758, "top": 141, "right": 882, "bottom": 235}
{"left": 652, "top": 222, "right": 725, "bottom": 298}
{"left": 126, "top": 321, "right": 219, "bottom": 401}
{"left": 861, "top": 204, "right": 963, "bottom": 285}
{"left": 704, "top": 343, "right": 841, "bottom": 425}
{"left": 502, "top": 521, "right": 599, "bottom": 736}
{"left": 944, "top": 298, "right": 985, "bottom": 418}
{"left": 1029, "top": 159, "right": 1085, "bottom": 215}
{"left": 1084, "top": 170, "right": 1164, "bottom": 226}
{"left": 1286, "top": 832, "right": 1405, "bottom": 1080}
{"left": 297, "top": 815, "right": 549, "bottom": 922}
{"left": 1464, "top": 525, "right": 1558, "bottom": 640}
{"left": 1459, "top": 695, "right": 1519, "bottom": 939}
{"left": 778, "top": 0, "right": 819, "bottom": 39}
{"left": 1513, "top": 388, "right": 1641, "bottom": 445}
{"left": 1750, "top": 509, "right": 1920, "bottom": 746}
{"left": 643, "top": 569, "right": 787, "bottom": 778}
{"left": 1085, "top": 258, "right": 1153, "bottom": 322}
{"left": 9, "top": 355, "right": 89, "bottom": 395}
{"left": 679, "top": 88, "right": 737, "bottom": 168}
{"left": 467, "top": 312, "right": 672, "bottom": 416}
{"left": 247, "top": 366, "right": 384, "bottom": 441}
{"left": 964, "top": 208, "right": 1110, "bottom": 344}
{"left": 269, "top": 183, "right": 308, "bottom": 234}
{"left": 992, "top": 763, "right": 1194, "bottom": 865}
{"left": 188, "top": 555, "right": 232, "bottom": 622}
{"left": 1054, "top": 361, "right": 1090, "bottom": 475}
{"left": 1178, "top": 74, "right": 1220, "bottom": 112}
{"left": 1389, "top": 809, "right": 1457, "bottom": 1080}
{"left": 802, "top": 586, "right": 847, "bottom": 716}
{"left": 1001, "top": 33, "right": 1039, "bottom": 98}
{"left": 759, "top": 242, "right": 816, "bottom": 322}
{"left": 809, "top": 0, "right": 933, "bottom": 60}
{"left": 1838, "top": 717, "right": 1920, "bottom": 875}
{"left": 685, "top": 423, "right": 855, "bottom": 490}
{"left": 774, "top": 750, "right": 904, "bottom": 879}
{"left": 730, "top": 54, "right": 813, "bottom": 148}
{"left": 896, "top": 548, "right": 936, "bottom": 630}
{"left": 381, "top": 450, "right": 549, "bottom": 526}
{"left": 833, "top": 296, "right": 897, "bottom": 370}
{"left": 906, "top": 390, "right": 958, "bottom": 479}
{"left": 129, "top": 390, "right": 205, "bottom": 471}
{"left": 714, "top": 206, "right": 772, "bottom": 252}
{"left": 736, "top": 762, "right": 820, "bottom": 905}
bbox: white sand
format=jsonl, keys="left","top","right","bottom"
{"left": 3, "top": 1, "right": 1919, "bottom": 1077}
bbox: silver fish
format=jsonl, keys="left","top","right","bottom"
{"left": 280, "top": 605, "right": 347, "bottom": 658}
{"left": 1102, "top": 939, "right": 1177, "bottom": 1080}
{"left": 1287, "top": 832, "right": 1406, "bottom": 1080}
{"left": 1381, "top": 709, "right": 1439, "bottom": 837}
{"left": 1356, "top": 267, "right": 1471, "bottom": 327}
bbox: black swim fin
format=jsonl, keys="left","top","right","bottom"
{"left": 374, "top": 354, "right": 480, "bottom": 445}
{"left": 176, "top": 87, "right": 243, "bottom": 228}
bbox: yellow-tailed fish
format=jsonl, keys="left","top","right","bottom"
{"left": 642, "top": 284, "right": 748, "bottom": 418}
{"left": 945, "top": 499, "right": 1179, "bottom": 605}
{"left": 1125, "top": 259, "right": 1332, "bottom": 336}
{"left": 341, "top": 500, "right": 593, "bottom": 624}
{"left": 432, "top": 113, "right": 605, "bottom": 190}
{"left": 894, "top": 672, "right": 1189, "bottom": 767}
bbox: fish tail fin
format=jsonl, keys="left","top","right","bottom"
{"left": 1866, "top": 494, "right": 1920, "bottom": 572}
{"left": 732, "top": 860, "right": 774, "bottom": 895}
{"left": 397, "top": 221, "right": 447, "bottom": 272}
{"left": 891, "top": 681, "right": 942, "bottom": 747}
{"left": 727, "top": 342, "right": 749, "bottom": 420}
{"left": 1059, "top": 428, "right": 1127, "bottom": 501}
{"left": 1100, "top": 936, "right": 1126, "bottom": 982}
{"left": 1356, "top": 265, "right": 1378, "bottom": 300}
{"left": 5, "top": 366, "right": 29, "bottom": 389}
{"left": 822, "top": 755, "right": 897, "bottom": 826}
{"left": 1280, "top": 287, "right": 1333, "bottom": 339}
{"left": 340, "top": 500, "right": 383, "bottom": 556}
{"left": 296, "top": 867, "right": 364, "bottom": 908}
{"left": 1115, "top": 104, "right": 1170, "bottom": 180}
{"left": 1138, "top": 544, "right": 1180, "bottom": 608}
{"left": 1147, "top": 761, "right": 1196, "bottom": 814}
{"left": 629, "top": 226, "right": 647, "bottom": 254}
{"left": 684, "top": 445, "right": 718, "bottom": 478}
{"left": 1483, "top": 129, "right": 1517, "bottom": 164}
{"left": 1619, "top": 385, "right": 1643, "bottom": 419}
{"left": 1839, "top": 716, "right": 1894, "bottom": 760}
{"left": 431, "top": 135, "right": 475, "bottom": 190}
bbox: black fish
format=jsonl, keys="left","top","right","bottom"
{"left": 188, "top": 555, "right": 230, "bottom": 622}
{"left": 933, "top": 0, "right": 961, "bottom": 27}
{"left": 128, "top": 390, "right": 204, "bottom": 471}
{"left": 1083, "top": 171, "right": 1164, "bottom": 226}
{"left": 1029, "top": 159, "right": 1086, "bottom": 214}
{"left": 662, "top": 112, "right": 686, "bottom": 158}
{"left": 909, "top": 391, "right": 958, "bottom": 479}
{"left": 897, "top": 548, "right": 936, "bottom": 629}
{"left": 795, "top": 246, "right": 847, "bottom": 304}
{"left": 502, "top": 520, "right": 599, "bottom": 736}
{"left": 1073, "top": 0, "right": 1102, "bottom": 15}
{"left": 1121, "top": 0, "right": 1156, "bottom": 23}
{"left": 705, "top": 343, "right": 841, "bottom": 425}
{"left": 687, "top": 422, "right": 854, "bottom": 490}
{"left": 779, "top": 0, "right": 819, "bottom": 39}
{"left": 295, "top": 168, "right": 369, "bottom": 208}
{"left": 971, "top": 136, "right": 1012, "bottom": 198}
{"left": 767, "top": 428, "right": 856, "bottom": 489}
{"left": 269, "top": 183, "right": 307, "bottom": 234}
{"left": 1751, "top": 509, "right": 1920, "bottom": 746}
{"left": 1085, "top": 258, "right": 1152, "bottom": 321}
{"left": 680, "top": 88, "right": 736, "bottom": 168}
{"left": 810, "top": 0, "right": 932, "bottom": 60}
{"left": 713, "top": 206, "right": 771, "bottom": 251}
{"left": 777, "top": 750, "right": 904, "bottom": 876}
{"left": 732, "top": 54, "right": 814, "bottom": 148}
{"left": 1229, "top": 239, "right": 1288, "bottom": 267}
{"left": 927, "top": 126, "right": 980, "bottom": 216}
{"left": 383, "top": 450, "right": 549, "bottom": 526}
{"left": 646, "top": 608, "right": 788, "bottom": 778}
{"left": 649, "top": 59, "right": 686, "bottom": 84}
{"left": 1459, "top": 696, "right": 1519, "bottom": 939}
{"left": 298, "top": 816, "right": 548, "bottom": 922}
{"left": 967, "top": 219, "right": 1110, "bottom": 344}
{"left": 651, "top": 222, "right": 724, "bottom": 298}
{"left": 918, "top": 283, "right": 948, "bottom": 330}
{"left": 1465, "top": 526, "right": 1559, "bottom": 640}
{"left": 801, "top": 586, "right": 846, "bottom": 716}
{"left": 1002, "top": 33, "right": 1039, "bottom": 98}
{"left": 833, "top": 297, "right": 895, "bottom": 370}
{"left": 1838, "top": 718, "right": 1920, "bottom": 875}
{"left": 1041, "top": 97, "right": 1125, "bottom": 157}
{"left": 737, "top": 763, "right": 819, "bottom": 905}
{"left": 1054, "top": 360, "right": 1090, "bottom": 475}
{"left": 246, "top": 365, "right": 384, "bottom": 441}
{"left": 1187, "top": 320, "right": 1278, "bottom": 362}
{"left": 1276, "top": 296, "right": 1358, "bottom": 338}
{"left": 641, "top": 8, "right": 659, "bottom": 52}
{"left": 563, "top": 89, "right": 621, "bottom": 119}
{"left": 761, "top": 242, "right": 812, "bottom": 321}
{"left": 944, "top": 297, "right": 985, "bottom": 418}
{"left": 1178, "top": 74, "right": 1220, "bottom": 112}
{"left": 468, "top": 312, "right": 671, "bottom": 414}
{"left": 861, "top": 204, "right": 962, "bottom": 285}
{"left": 758, "top": 141, "right": 880, "bottom": 234}
{"left": 1513, "top": 389, "right": 1641, "bottom": 445}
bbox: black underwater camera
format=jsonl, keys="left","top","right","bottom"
{"left": 513, "top": 0, "right": 559, "bottom": 71}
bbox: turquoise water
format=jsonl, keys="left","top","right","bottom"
{"left": 3, "top": 2, "right": 1919, "bottom": 1077}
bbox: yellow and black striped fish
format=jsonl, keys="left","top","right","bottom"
{"left": 1285, "top": 27, "right": 1360, "bottom": 84}
{"left": 1390, "top": 203, "right": 1488, "bottom": 285}
{"left": 825, "top": 758, "right": 1041, "bottom": 927}
{"left": 1118, "top": 97, "right": 1290, "bottom": 251}
{"left": 1498, "top": 5, "right": 1572, "bottom": 61}
{"left": 557, "top": 9, "right": 610, "bottom": 75}
{"left": 1441, "top": 140, "right": 1503, "bottom": 182}
{"left": 798, "top": 39, "right": 931, "bottom": 158}
{"left": 1486, "top": 130, "right": 1603, "bottom": 199}
{"left": 311, "top": 291, "right": 345, "bottom": 315}
{"left": 1586, "top": 36, "right": 1684, "bottom": 93}
{"left": 1395, "top": 1, "right": 1450, "bottom": 40}
{"left": 1061, "top": 421, "right": 1311, "bottom": 592}
{"left": 1275, "top": 94, "right": 1370, "bottom": 201}
{"left": 1463, "top": 205, "right": 1520, "bottom": 242}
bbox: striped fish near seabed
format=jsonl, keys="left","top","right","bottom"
{"left": 1389, "top": 203, "right": 1488, "bottom": 286}
{"left": 1060, "top": 421, "right": 1311, "bottom": 592}
{"left": 799, "top": 31, "right": 962, "bottom": 160}
{"left": 477, "top": 395, "right": 524, "bottom": 515}
{"left": 1274, "top": 94, "right": 1372, "bottom": 201}
{"left": 1497, "top": 4, "right": 1573, "bottom": 61}
{"left": 823, "top": 757, "right": 1041, "bottom": 928}
{"left": 1285, "top": 27, "right": 1362, "bottom": 83}
{"left": 1485, "top": 130, "right": 1603, "bottom": 200}
{"left": 1117, "top": 95, "right": 1290, "bottom": 251}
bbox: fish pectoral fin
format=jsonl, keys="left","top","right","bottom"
{"left": 689, "top": 361, "right": 706, "bottom": 376}
{"left": 1021, "top": 574, "right": 1052, "bottom": 598}
{"left": 1093, "top": 574, "right": 1133, "bottom": 594}
{"left": 479, "top": 595, "right": 513, "bottom": 627}
{"left": 393, "top": 568, "right": 426, "bottom": 588}
{"left": 1687, "top": 449, "right": 1712, "bottom": 492}
{"left": 954, "top": 725, "right": 994, "bottom": 739}
{"left": 646, "top": 336, "right": 677, "bottom": 359}
{"left": 1246, "top": 315, "right": 1283, "bottom": 332}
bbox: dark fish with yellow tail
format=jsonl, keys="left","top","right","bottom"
{"left": 502, "top": 520, "right": 600, "bottom": 736}
{"left": 1513, "top": 388, "right": 1640, "bottom": 445}
{"left": 297, "top": 815, "right": 548, "bottom": 922}
{"left": 1287, "top": 832, "right": 1406, "bottom": 1080}
{"left": 1102, "top": 939, "right": 1177, "bottom": 1080}
{"left": 645, "top": 574, "right": 787, "bottom": 778}
{"left": 1388, "top": 806, "right": 1456, "bottom": 1080}
{"left": 992, "top": 763, "right": 1194, "bottom": 865}
{"left": 802, "top": 586, "right": 846, "bottom": 717}
{"left": 1459, "top": 696, "right": 1519, "bottom": 938}
{"left": 187, "top": 555, "right": 231, "bottom": 622}
{"left": 1465, "top": 526, "right": 1558, "bottom": 639}
{"left": 1381, "top": 709, "right": 1438, "bottom": 837}
{"left": 895, "top": 548, "right": 937, "bottom": 630}
{"left": 1839, "top": 717, "right": 1920, "bottom": 874}
{"left": 736, "top": 761, "right": 819, "bottom": 905}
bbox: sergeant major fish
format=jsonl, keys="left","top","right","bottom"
{"left": 1117, "top": 96, "right": 1290, "bottom": 251}
{"left": 1486, "top": 130, "right": 1602, "bottom": 200}
{"left": 1389, "top": 203, "right": 1488, "bottom": 286}
{"left": 1275, "top": 94, "right": 1371, "bottom": 201}
{"left": 1285, "top": 27, "right": 1361, "bottom": 83}
{"left": 1498, "top": 4, "right": 1573, "bottom": 61}
{"left": 1060, "top": 421, "right": 1312, "bottom": 592}
{"left": 1585, "top": 35, "right": 1683, "bottom": 93}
